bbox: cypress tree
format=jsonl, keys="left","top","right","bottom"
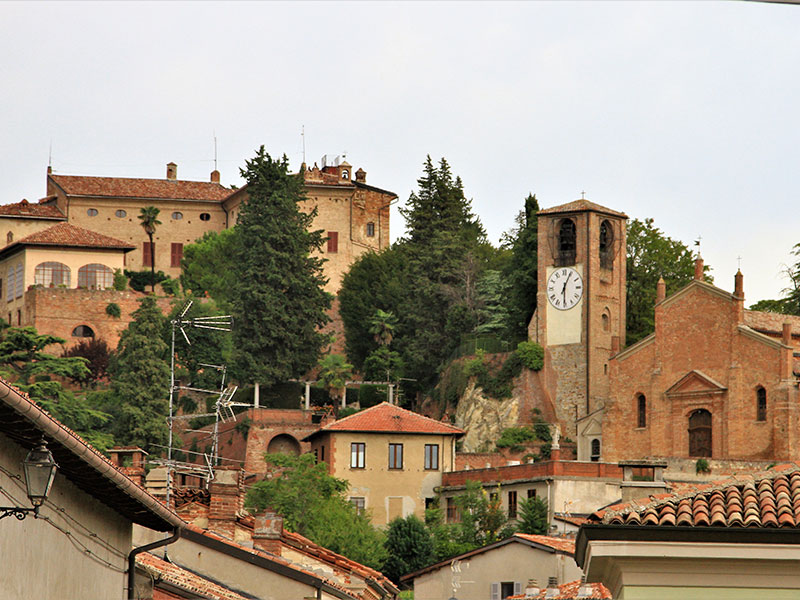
{"left": 503, "top": 193, "right": 539, "bottom": 339}
{"left": 230, "top": 147, "right": 331, "bottom": 385}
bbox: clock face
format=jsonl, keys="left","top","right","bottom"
{"left": 547, "top": 267, "right": 583, "bottom": 310}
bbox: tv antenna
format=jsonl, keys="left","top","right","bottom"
{"left": 166, "top": 300, "right": 233, "bottom": 507}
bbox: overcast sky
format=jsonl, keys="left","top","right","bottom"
{"left": 1, "top": 1, "right": 798, "bottom": 304}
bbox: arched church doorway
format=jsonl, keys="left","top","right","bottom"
{"left": 689, "top": 409, "right": 712, "bottom": 457}
{"left": 267, "top": 434, "right": 301, "bottom": 456}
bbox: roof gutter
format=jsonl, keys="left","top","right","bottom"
{"left": 128, "top": 529, "right": 182, "bottom": 600}
{"left": 0, "top": 380, "right": 184, "bottom": 530}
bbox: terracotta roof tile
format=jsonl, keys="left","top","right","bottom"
{"left": 137, "top": 552, "right": 253, "bottom": 600}
{"left": 13, "top": 222, "right": 134, "bottom": 250}
{"left": 0, "top": 198, "right": 65, "bottom": 219}
{"left": 538, "top": 199, "right": 627, "bottom": 218}
{"left": 506, "top": 580, "right": 612, "bottom": 599}
{"left": 50, "top": 174, "right": 232, "bottom": 202}
{"left": 590, "top": 463, "right": 800, "bottom": 529}
{"left": 311, "top": 402, "right": 464, "bottom": 436}
{"left": 513, "top": 533, "right": 575, "bottom": 554}
{"left": 744, "top": 310, "right": 800, "bottom": 339}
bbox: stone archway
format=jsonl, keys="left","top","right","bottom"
{"left": 689, "top": 409, "right": 712, "bottom": 458}
{"left": 267, "top": 434, "right": 301, "bottom": 456}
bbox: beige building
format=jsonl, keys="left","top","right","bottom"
{"left": 0, "top": 159, "right": 396, "bottom": 295}
{"left": 304, "top": 402, "right": 465, "bottom": 525}
{"left": 401, "top": 533, "right": 583, "bottom": 600}
{"left": 578, "top": 464, "right": 800, "bottom": 599}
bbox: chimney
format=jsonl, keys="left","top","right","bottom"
{"left": 782, "top": 322, "right": 793, "bottom": 380}
{"left": 210, "top": 169, "right": 220, "bottom": 184}
{"left": 167, "top": 162, "right": 177, "bottom": 180}
{"left": 734, "top": 270, "right": 744, "bottom": 299}
{"left": 694, "top": 257, "right": 704, "bottom": 281}
{"left": 253, "top": 512, "right": 284, "bottom": 555}
{"left": 619, "top": 459, "right": 669, "bottom": 503}
{"left": 109, "top": 446, "right": 148, "bottom": 487}
{"left": 576, "top": 575, "right": 593, "bottom": 600}
{"left": 544, "top": 577, "right": 559, "bottom": 599}
{"left": 656, "top": 277, "right": 666, "bottom": 304}
{"left": 783, "top": 322, "right": 793, "bottom": 346}
{"left": 355, "top": 168, "right": 366, "bottom": 183}
{"left": 208, "top": 466, "right": 243, "bottom": 539}
{"left": 524, "top": 579, "right": 540, "bottom": 598}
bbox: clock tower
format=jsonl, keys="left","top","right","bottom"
{"left": 529, "top": 199, "right": 628, "bottom": 460}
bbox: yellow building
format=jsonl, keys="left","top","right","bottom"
{"left": 305, "top": 402, "right": 465, "bottom": 526}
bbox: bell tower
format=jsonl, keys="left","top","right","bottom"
{"left": 529, "top": 199, "right": 628, "bottom": 460}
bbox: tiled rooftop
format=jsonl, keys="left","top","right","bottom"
{"left": 137, "top": 552, "right": 252, "bottom": 600}
{"left": 744, "top": 309, "right": 800, "bottom": 339}
{"left": 14, "top": 222, "right": 134, "bottom": 250}
{"left": 507, "top": 580, "right": 611, "bottom": 600}
{"left": 589, "top": 463, "right": 800, "bottom": 528}
{"left": 538, "top": 199, "right": 627, "bottom": 218}
{"left": 313, "top": 402, "right": 464, "bottom": 436}
{"left": 0, "top": 198, "right": 65, "bottom": 219}
{"left": 50, "top": 174, "right": 232, "bottom": 201}
{"left": 514, "top": 533, "right": 575, "bottom": 554}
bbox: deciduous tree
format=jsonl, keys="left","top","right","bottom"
{"left": 383, "top": 514, "right": 434, "bottom": 583}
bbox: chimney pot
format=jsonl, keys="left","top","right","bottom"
{"left": 656, "top": 277, "right": 666, "bottom": 304}
{"left": 694, "top": 257, "right": 704, "bottom": 281}
{"left": 253, "top": 512, "right": 284, "bottom": 555}
{"left": 210, "top": 169, "right": 220, "bottom": 184}
{"left": 167, "top": 162, "right": 177, "bottom": 180}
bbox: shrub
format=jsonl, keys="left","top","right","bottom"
{"left": 495, "top": 427, "right": 536, "bottom": 452}
{"left": 358, "top": 384, "right": 386, "bottom": 408}
{"left": 696, "top": 458, "right": 711, "bottom": 474}
{"left": 515, "top": 341, "right": 544, "bottom": 371}
{"left": 113, "top": 269, "right": 127, "bottom": 291}
{"left": 105, "top": 302, "right": 121, "bottom": 318}
{"left": 63, "top": 338, "right": 111, "bottom": 384}
{"left": 124, "top": 269, "right": 169, "bottom": 292}
{"left": 160, "top": 278, "right": 181, "bottom": 296}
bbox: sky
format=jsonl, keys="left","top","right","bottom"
{"left": 1, "top": 1, "right": 798, "bottom": 304}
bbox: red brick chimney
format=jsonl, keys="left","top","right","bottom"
{"left": 210, "top": 169, "right": 220, "bottom": 184}
{"left": 253, "top": 512, "right": 284, "bottom": 555}
{"left": 208, "top": 466, "right": 243, "bottom": 539}
{"left": 109, "top": 446, "right": 148, "bottom": 487}
{"left": 656, "top": 277, "right": 666, "bottom": 304}
{"left": 167, "top": 162, "right": 177, "bottom": 180}
{"left": 355, "top": 168, "right": 366, "bottom": 183}
{"left": 694, "top": 257, "right": 704, "bottom": 281}
{"left": 734, "top": 270, "right": 745, "bottom": 322}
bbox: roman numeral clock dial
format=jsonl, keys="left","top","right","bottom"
{"left": 547, "top": 267, "right": 583, "bottom": 310}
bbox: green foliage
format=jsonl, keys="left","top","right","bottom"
{"left": 358, "top": 384, "right": 387, "bottom": 408}
{"left": 0, "top": 326, "right": 113, "bottom": 450}
{"left": 495, "top": 427, "right": 536, "bottom": 452}
{"left": 138, "top": 206, "right": 162, "bottom": 293}
{"left": 383, "top": 515, "right": 434, "bottom": 583}
{"left": 317, "top": 354, "right": 353, "bottom": 404}
{"left": 180, "top": 228, "right": 240, "bottom": 307}
{"left": 104, "top": 296, "right": 170, "bottom": 450}
{"left": 696, "top": 458, "right": 711, "bottom": 474}
{"left": 749, "top": 243, "right": 800, "bottom": 316}
{"left": 113, "top": 269, "right": 127, "bottom": 291}
{"left": 105, "top": 302, "right": 121, "bottom": 318}
{"left": 516, "top": 496, "right": 548, "bottom": 535}
{"left": 515, "top": 341, "right": 544, "bottom": 371}
{"left": 473, "top": 270, "right": 511, "bottom": 336}
{"left": 363, "top": 346, "right": 404, "bottom": 382}
{"left": 502, "top": 194, "right": 539, "bottom": 339}
{"left": 125, "top": 269, "right": 169, "bottom": 293}
{"left": 230, "top": 148, "right": 332, "bottom": 386}
{"left": 431, "top": 360, "right": 469, "bottom": 410}
{"left": 63, "top": 337, "right": 111, "bottom": 385}
{"left": 369, "top": 309, "right": 398, "bottom": 346}
{"left": 626, "top": 218, "right": 707, "bottom": 344}
{"left": 245, "top": 453, "right": 387, "bottom": 570}
{"left": 160, "top": 278, "right": 180, "bottom": 296}
{"left": 452, "top": 481, "right": 513, "bottom": 548}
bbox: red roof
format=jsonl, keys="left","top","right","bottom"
{"left": 311, "top": 402, "right": 464, "bottom": 436}
{"left": 50, "top": 174, "right": 232, "bottom": 202}
{"left": 13, "top": 222, "right": 134, "bottom": 251}
{"left": 0, "top": 198, "right": 65, "bottom": 219}
{"left": 507, "top": 580, "right": 611, "bottom": 600}
{"left": 137, "top": 552, "right": 252, "bottom": 600}
{"left": 538, "top": 199, "right": 627, "bottom": 218}
{"left": 513, "top": 533, "right": 575, "bottom": 553}
{"left": 589, "top": 463, "right": 800, "bottom": 528}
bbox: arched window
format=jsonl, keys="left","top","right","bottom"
{"left": 78, "top": 264, "right": 113, "bottom": 289}
{"left": 599, "top": 220, "right": 614, "bottom": 269}
{"left": 601, "top": 309, "right": 610, "bottom": 332}
{"left": 689, "top": 409, "right": 712, "bottom": 458}
{"left": 341, "top": 169, "right": 349, "bottom": 180}
{"left": 756, "top": 387, "right": 767, "bottom": 422}
{"left": 72, "top": 325, "right": 94, "bottom": 338}
{"left": 590, "top": 438, "right": 601, "bottom": 462}
{"left": 637, "top": 394, "right": 647, "bottom": 428}
{"left": 557, "top": 219, "right": 576, "bottom": 266}
{"left": 6, "top": 232, "right": 12, "bottom": 244}
{"left": 35, "top": 262, "right": 71, "bottom": 287}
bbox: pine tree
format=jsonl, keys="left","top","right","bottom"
{"left": 502, "top": 193, "right": 539, "bottom": 340}
{"left": 516, "top": 495, "right": 549, "bottom": 535}
{"left": 383, "top": 514, "right": 434, "bottom": 583}
{"left": 106, "top": 296, "right": 170, "bottom": 450}
{"left": 230, "top": 147, "right": 331, "bottom": 385}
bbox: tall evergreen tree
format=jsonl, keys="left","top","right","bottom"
{"left": 502, "top": 194, "right": 539, "bottom": 339}
{"left": 230, "top": 148, "right": 331, "bottom": 385}
{"left": 383, "top": 514, "right": 434, "bottom": 583}
{"left": 106, "top": 296, "right": 170, "bottom": 449}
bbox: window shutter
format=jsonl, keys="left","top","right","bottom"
{"left": 6, "top": 268, "right": 13, "bottom": 302}
{"left": 143, "top": 242, "right": 153, "bottom": 267}
{"left": 514, "top": 582, "right": 522, "bottom": 595}
{"left": 490, "top": 582, "right": 500, "bottom": 600}
{"left": 14, "top": 264, "right": 22, "bottom": 298}
{"left": 327, "top": 231, "right": 338, "bottom": 253}
{"left": 171, "top": 243, "right": 183, "bottom": 268}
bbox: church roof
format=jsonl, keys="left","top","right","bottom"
{"left": 0, "top": 198, "right": 65, "bottom": 219}
{"left": 538, "top": 199, "right": 627, "bottom": 219}
{"left": 49, "top": 174, "right": 232, "bottom": 202}
{"left": 304, "top": 402, "right": 464, "bottom": 438}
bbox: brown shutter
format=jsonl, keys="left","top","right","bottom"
{"left": 143, "top": 242, "right": 153, "bottom": 267}
{"left": 171, "top": 243, "right": 183, "bottom": 267}
{"left": 327, "top": 231, "right": 338, "bottom": 253}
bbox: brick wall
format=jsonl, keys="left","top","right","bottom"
{"left": 441, "top": 460, "right": 623, "bottom": 487}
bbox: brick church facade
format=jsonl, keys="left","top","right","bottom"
{"left": 530, "top": 197, "right": 800, "bottom": 464}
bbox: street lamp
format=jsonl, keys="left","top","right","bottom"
{"left": 1, "top": 439, "right": 58, "bottom": 521}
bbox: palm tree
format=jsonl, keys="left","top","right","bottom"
{"left": 368, "top": 309, "right": 397, "bottom": 347}
{"left": 317, "top": 354, "right": 353, "bottom": 413}
{"left": 138, "top": 206, "right": 162, "bottom": 293}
